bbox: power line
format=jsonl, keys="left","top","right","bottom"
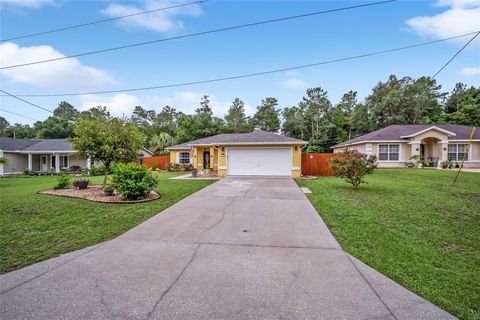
{"left": 0, "top": 90, "right": 53, "bottom": 113}
{"left": 432, "top": 31, "right": 480, "bottom": 79}
{"left": 0, "top": 0, "right": 209, "bottom": 42}
{"left": 0, "top": 0, "right": 395, "bottom": 70}
{"left": 6, "top": 30, "right": 477, "bottom": 98}
{"left": 0, "top": 108, "right": 41, "bottom": 122}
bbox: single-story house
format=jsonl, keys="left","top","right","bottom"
{"left": 332, "top": 124, "right": 480, "bottom": 168}
{"left": 166, "top": 130, "right": 307, "bottom": 177}
{"left": 0, "top": 137, "right": 154, "bottom": 175}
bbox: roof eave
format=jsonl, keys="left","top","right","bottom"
{"left": 399, "top": 126, "right": 457, "bottom": 138}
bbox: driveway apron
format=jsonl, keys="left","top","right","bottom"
{"left": 0, "top": 177, "right": 455, "bottom": 319}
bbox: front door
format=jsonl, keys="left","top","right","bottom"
{"left": 40, "top": 155, "right": 48, "bottom": 171}
{"left": 203, "top": 151, "right": 210, "bottom": 169}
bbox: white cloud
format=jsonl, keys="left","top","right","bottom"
{"left": 405, "top": 1, "right": 480, "bottom": 40}
{"left": 434, "top": 0, "right": 480, "bottom": 8}
{"left": 79, "top": 91, "right": 253, "bottom": 118}
{"left": 80, "top": 93, "right": 141, "bottom": 117}
{"left": 0, "top": 42, "right": 114, "bottom": 89}
{"left": 460, "top": 66, "right": 480, "bottom": 75}
{"left": 0, "top": 0, "right": 55, "bottom": 9}
{"left": 101, "top": 0, "right": 203, "bottom": 33}
{"left": 282, "top": 78, "right": 307, "bottom": 89}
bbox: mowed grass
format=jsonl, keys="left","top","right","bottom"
{"left": 297, "top": 169, "right": 480, "bottom": 320}
{"left": 0, "top": 172, "right": 214, "bottom": 274}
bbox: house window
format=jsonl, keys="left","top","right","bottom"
{"left": 179, "top": 152, "right": 190, "bottom": 164}
{"left": 448, "top": 144, "right": 468, "bottom": 161}
{"left": 51, "top": 155, "right": 69, "bottom": 169}
{"left": 378, "top": 144, "right": 400, "bottom": 161}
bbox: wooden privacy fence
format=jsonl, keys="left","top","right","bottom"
{"left": 143, "top": 155, "right": 170, "bottom": 170}
{"left": 301, "top": 153, "right": 342, "bottom": 176}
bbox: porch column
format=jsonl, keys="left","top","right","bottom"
{"left": 28, "top": 153, "right": 32, "bottom": 171}
{"left": 438, "top": 140, "right": 449, "bottom": 167}
{"left": 86, "top": 157, "right": 91, "bottom": 171}
{"left": 55, "top": 154, "right": 60, "bottom": 173}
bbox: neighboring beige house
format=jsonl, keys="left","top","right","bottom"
{"left": 0, "top": 137, "right": 153, "bottom": 175}
{"left": 332, "top": 124, "right": 480, "bottom": 168}
{"left": 166, "top": 130, "right": 307, "bottom": 177}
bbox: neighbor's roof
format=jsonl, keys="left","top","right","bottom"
{"left": 0, "top": 137, "right": 39, "bottom": 151}
{"left": 332, "top": 124, "right": 480, "bottom": 148}
{"left": 167, "top": 130, "right": 307, "bottom": 150}
{"left": 0, "top": 137, "right": 74, "bottom": 152}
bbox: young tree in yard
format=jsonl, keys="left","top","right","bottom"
{"left": 70, "top": 117, "right": 145, "bottom": 186}
{"left": 330, "top": 150, "right": 378, "bottom": 188}
{"left": 252, "top": 97, "right": 280, "bottom": 132}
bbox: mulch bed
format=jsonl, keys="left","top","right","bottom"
{"left": 38, "top": 185, "right": 160, "bottom": 204}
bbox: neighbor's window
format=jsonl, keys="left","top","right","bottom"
{"left": 179, "top": 152, "right": 190, "bottom": 164}
{"left": 60, "top": 155, "right": 68, "bottom": 168}
{"left": 448, "top": 144, "right": 468, "bottom": 161}
{"left": 378, "top": 144, "right": 399, "bottom": 161}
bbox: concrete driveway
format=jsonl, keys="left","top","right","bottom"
{"left": 1, "top": 177, "right": 455, "bottom": 319}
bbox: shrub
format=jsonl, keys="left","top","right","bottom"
{"left": 150, "top": 161, "right": 157, "bottom": 171}
{"left": 329, "top": 150, "right": 378, "bottom": 188}
{"left": 111, "top": 163, "right": 158, "bottom": 200}
{"left": 182, "top": 163, "right": 193, "bottom": 171}
{"left": 54, "top": 173, "right": 72, "bottom": 189}
{"left": 0, "top": 157, "right": 8, "bottom": 165}
{"left": 167, "top": 162, "right": 184, "bottom": 172}
{"left": 73, "top": 179, "right": 90, "bottom": 189}
{"left": 103, "top": 184, "right": 114, "bottom": 192}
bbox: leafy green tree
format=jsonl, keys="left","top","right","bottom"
{"left": 444, "top": 83, "right": 480, "bottom": 126}
{"left": 80, "top": 106, "right": 112, "bottom": 121}
{"left": 252, "top": 97, "right": 280, "bottom": 132}
{"left": 70, "top": 117, "right": 145, "bottom": 186}
{"left": 331, "top": 91, "right": 358, "bottom": 142}
{"left": 154, "top": 106, "right": 179, "bottom": 136}
{"left": 225, "top": 98, "right": 251, "bottom": 133}
{"left": 299, "top": 87, "right": 332, "bottom": 139}
{"left": 34, "top": 116, "right": 74, "bottom": 139}
{"left": 53, "top": 102, "right": 79, "bottom": 121}
{"left": 281, "top": 106, "right": 305, "bottom": 139}
{"left": 150, "top": 132, "right": 174, "bottom": 155}
{"left": 0, "top": 116, "right": 10, "bottom": 137}
{"left": 3, "top": 123, "right": 36, "bottom": 138}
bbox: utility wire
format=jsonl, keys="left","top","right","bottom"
{"left": 432, "top": 31, "right": 480, "bottom": 79}
{"left": 6, "top": 30, "right": 477, "bottom": 98}
{"left": 0, "top": 0, "right": 395, "bottom": 70}
{"left": 0, "top": 0, "right": 209, "bottom": 42}
{"left": 0, "top": 90, "right": 53, "bottom": 113}
{"left": 0, "top": 108, "right": 40, "bottom": 121}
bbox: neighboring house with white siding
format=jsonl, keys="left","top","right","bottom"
{"left": 0, "top": 137, "right": 153, "bottom": 175}
{"left": 331, "top": 124, "right": 480, "bottom": 168}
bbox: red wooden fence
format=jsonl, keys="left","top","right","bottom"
{"left": 301, "top": 153, "right": 342, "bottom": 176}
{"left": 143, "top": 155, "right": 170, "bottom": 170}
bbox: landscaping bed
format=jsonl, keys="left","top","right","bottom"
{"left": 38, "top": 185, "right": 160, "bottom": 203}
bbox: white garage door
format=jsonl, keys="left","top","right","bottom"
{"left": 227, "top": 147, "right": 292, "bottom": 176}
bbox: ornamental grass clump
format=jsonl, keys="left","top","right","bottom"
{"left": 111, "top": 163, "right": 158, "bottom": 200}
{"left": 329, "top": 150, "right": 378, "bottom": 188}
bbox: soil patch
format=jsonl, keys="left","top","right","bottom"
{"left": 38, "top": 185, "right": 160, "bottom": 204}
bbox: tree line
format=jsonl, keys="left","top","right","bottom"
{"left": 1, "top": 75, "right": 478, "bottom": 154}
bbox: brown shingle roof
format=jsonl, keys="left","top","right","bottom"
{"left": 333, "top": 124, "right": 479, "bottom": 148}
{"left": 167, "top": 130, "right": 306, "bottom": 150}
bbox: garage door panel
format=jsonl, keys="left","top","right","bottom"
{"left": 227, "top": 148, "right": 292, "bottom": 176}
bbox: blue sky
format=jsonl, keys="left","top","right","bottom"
{"left": 1, "top": 0, "right": 479, "bottom": 125}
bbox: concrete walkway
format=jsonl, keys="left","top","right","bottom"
{"left": 0, "top": 177, "right": 455, "bottom": 319}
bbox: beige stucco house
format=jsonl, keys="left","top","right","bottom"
{"left": 0, "top": 137, "right": 153, "bottom": 175}
{"left": 332, "top": 124, "right": 480, "bottom": 168}
{"left": 166, "top": 130, "right": 307, "bottom": 177}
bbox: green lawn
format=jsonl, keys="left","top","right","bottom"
{"left": 0, "top": 172, "right": 214, "bottom": 274}
{"left": 297, "top": 169, "right": 480, "bottom": 320}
